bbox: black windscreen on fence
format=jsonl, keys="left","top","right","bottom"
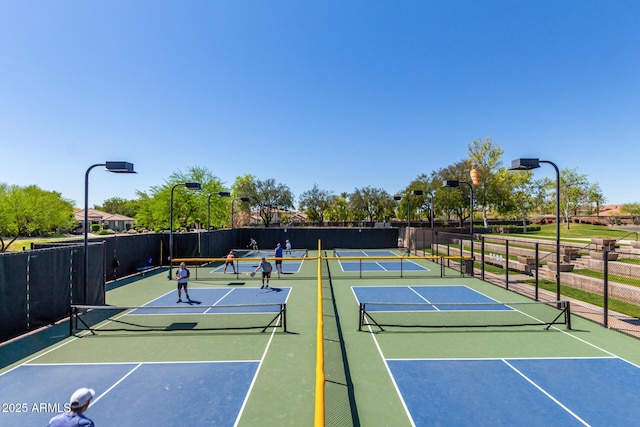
{"left": 29, "top": 249, "right": 73, "bottom": 326}
{"left": 0, "top": 253, "right": 29, "bottom": 342}
{"left": 2, "top": 228, "right": 400, "bottom": 343}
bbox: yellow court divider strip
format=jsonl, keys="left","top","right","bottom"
{"left": 314, "top": 239, "right": 325, "bottom": 426}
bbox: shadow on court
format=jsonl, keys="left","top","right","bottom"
{"left": 0, "top": 322, "right": 69, "bottom": 370}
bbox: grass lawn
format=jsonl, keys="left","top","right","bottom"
{"left": 3, "top": 235, "right": 84, "bottom": 252}
{"left": 507, "top": 223, "right": 639, "bottom": 241}
{"left": 525, "top": 279, "right": 640, "bottom": 319}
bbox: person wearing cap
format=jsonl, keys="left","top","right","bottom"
{"left": 252, "top": 257, "right": 272, "bottom": 289}
{"left": 285, "top": 239, "right": 292, "bottom": 256}
{"left": 48, "top": 387, "right": 95, "bottom": 427}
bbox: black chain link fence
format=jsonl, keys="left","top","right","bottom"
{"left": 422, "top": 230, "right": 640, "bottom": 339}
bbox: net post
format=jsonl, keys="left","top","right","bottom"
{"left": 566, "top": 300, "right": 572, "bottom": 330}
{"left": 358, "top": 303, "right": 363, "bottom": 331}
{"left": 440, "top": 255, "right": 444, "bottom": 277}
{"left": 69, "top": 306, "right": 74, "bottom": 336}
{"left": 282, "top": 303, "right": 287, "bottom": 332}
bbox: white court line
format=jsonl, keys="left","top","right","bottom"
{"left": 368, "top": 324, "right": 416, "bottom": 427}
{"left": 502, "top": 359, "right": 590, "bottom": 426}
{"left": 91, "top": 363, "right": 143, "bottom": 407}
{"left": 233, "top": 316, "right": 281, "bottom": 427}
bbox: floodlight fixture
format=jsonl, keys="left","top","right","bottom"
{"left": 509, "top": 158, "right": 541, "bottom": 170}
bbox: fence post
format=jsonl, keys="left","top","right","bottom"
{"left": 603, "top": 250, "right": 609, "bottom": 328}
{"left": 480, "top": 236, "right": 485, "bottom": 281}
{"left": 535, "top": 242, "right": 539, "bottom": 301}
{"left": 505, "top": 240, "right": 509, "bottom": 290}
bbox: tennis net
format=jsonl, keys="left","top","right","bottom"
{"left": 233, "top": 248, "right": 309, "bottom": 258}
{"left": 70, "top": 302, "right": 287, "bottom": 334}
{"left": 359, "top": 300, "right": 571, "bottom": 331}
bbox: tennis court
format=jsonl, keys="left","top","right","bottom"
{"left": 176, "top": 249, "right": 308, "bottom": 280}
{"left": 325, "top": 256, "right": 640, "bottom": 426}
{"left": 0, "top": 361, "right": 260, "bottom": 425}
{"left": 0, "top": 260, "right": 318, "bottom": 426}
{"left": 332, "top": 249, "right": 437, "bottom": 279}
{"left": 4, "top": 248, "right": 640, "bottom": 425}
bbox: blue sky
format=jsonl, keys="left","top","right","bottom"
{"left": 1, "top": 1, "right": 638, "bottom": 208}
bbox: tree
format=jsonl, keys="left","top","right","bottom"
{"left": 134, "top": 166, "right": 229, "bottom": 231}
{"left": 298, "top": 184, "right": 333, "bottom": 225}
{"left": 325, "top": 192, "right": 350, "bottom": 225}
{"left": 434, "top": 161, "right": 474, "bottom": 227}
{"left": 558, "top": 168, "right": 589, "bottom": 229}
{"left": 585, "top": 183, "right": 606, "bottom": 217}
{"left": 621, "top": 203, "right": 640, "bottom": 216}
{"left": 0, "top": 184, "right": 75, "bottom": 252}
{"left": 493, "top": 169, "right": 540, "bottom": 230}
{"left": 97, "top": 197, "right": 140, "bottom": 218}
{"left": 349, "top": 186, "right": 393, "bottom": 225}
{"left": 467, "top": 137, "right": 506, "bottom": 227}
{"left": 235, "top": 177, "right": 294, "bottom": 227}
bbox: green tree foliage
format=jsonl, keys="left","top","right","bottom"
{"left": 396, "top": 174, "right": 442, "bottom": 224}
{"left": 434, "top": 161, "right": 475, "bottom": 227}
{"left": 0, "top": 184, "right": 74, "bottom": 251}
{"left": 540, "top": 167, "right": 589, "bottom": 229}
{"left": 467, "top": 137, "right": 507, "bottom": 227}
{"left": 134, "top": 166, "right": 229, "bottom": 231}
{"left": 585, "top": 183, "right": 606, "bottom": 216}
{"left": 97, "top": 197, "right": 140, "bottom": 218}
{"left": 493, "top": 168, "right": 541, "bottom": 230}
{"left": 350, "top": 186, "right": 394, "bottom": 224}
{"left": 235, "top": 177, "right": 293, "bottom": 227}
{"left": 298, "top": 184, "right": 333, "bottom": 225}
{"left": 325, "top": 193, "right": 350, "bottom": 225}
{"left": 621, "top": 203, "right": 640, "bottom": 216}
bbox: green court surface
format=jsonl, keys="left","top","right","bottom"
{"left": 3, "top": 250, "right": 640, "bottom": 426}
{"left": 324, "top": 254, "right": 640, "bottom": 426}
{"left": 0, "top": 256, "right": 318, "bottom": 426}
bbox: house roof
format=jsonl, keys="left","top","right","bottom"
{"left": 74, "top": 209, "right": 135, "bottom": 222}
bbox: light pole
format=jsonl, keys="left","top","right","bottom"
{"left": 393, "top": 195, "right": 403, "bottom": 248}
{"left": 394, "top": 190, "right": 423, "bottom": 254}
{"left": 207, "top": 191, "right": 231, "bottom": 230}
{"left": 168, "top": 182, "right": 202, "bottom": 279}
{"left": 443, "top": 180, "right": 474, "bottom": 262}
{"left": 426, "top": 192, "right": 435, "bottom": 251}
{"left": 84, "top": 162, "right": 135, "bottom": 303}
{"left": 231, "top": 197, "right": 250, "bottom": 228}
{"left": 510, "top": 158, "right": 561, "bottom": 301}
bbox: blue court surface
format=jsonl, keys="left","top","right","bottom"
{"left": 210, "top": 260, "right": 304, "bottom": 275}
{"left": 143, "top": 287, "right": 291, "bottom": 313}
{"left": 387, "top": 356, "right": 640, "bottom": 426}
{"left": 0, "top": 361, "right": 259, "bottom": 426}
{"left": 335, "top": 250, "right": 399, "bottom": 257}
{"left": 352, "top": 285, "right": 510, "bottom": 311}
{"left": 338, "top": 252, "right": 429, "bottom": 273}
